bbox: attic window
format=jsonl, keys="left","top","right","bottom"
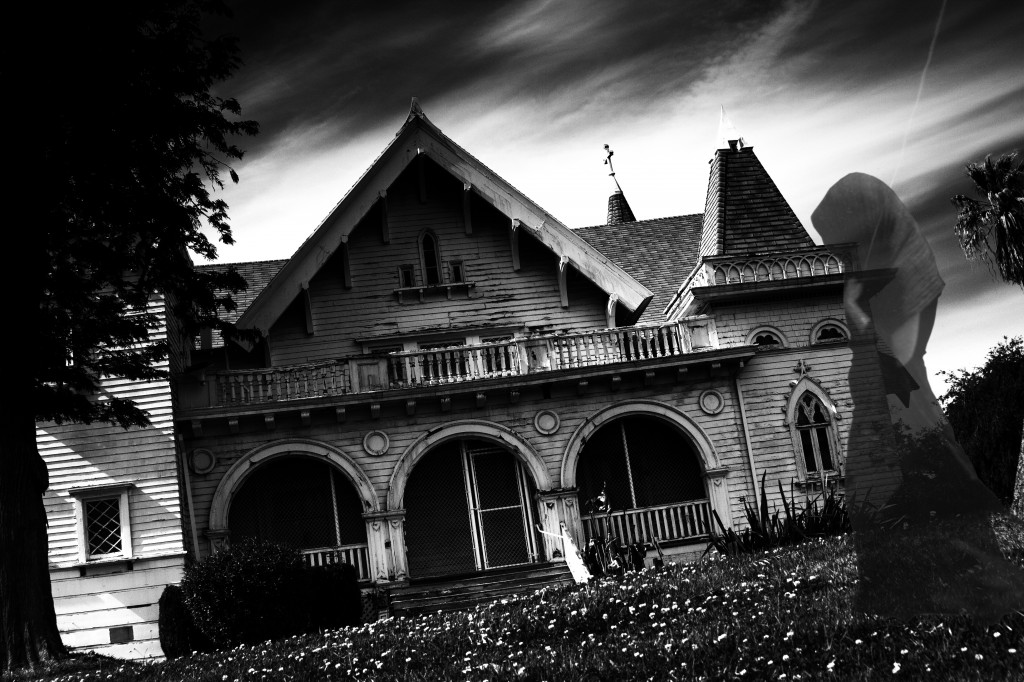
{"left": 398, "top": 265, "right": 416, "bottom": 289}
{"left": 754, "top": 332, "right": 782, "bottom": 349}
{"left": 420, "top": 232, "right": 441, "bottom": 285}
{"left": 450, "top": 261, "right": 465, "bottom": 284}
{"left": 814, "top": 324, "right": 848, "bottom": 344}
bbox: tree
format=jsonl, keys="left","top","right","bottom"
{"left": 939, "top": 337, "right": 1024, "bottom": 508}
{"left": 951, "top": 152, "right": 1024, "bottom": 287}
{"left": 1, "top": 0, "right": 256, "bottom": 670}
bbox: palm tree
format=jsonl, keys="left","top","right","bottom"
{"left": 951, "top": 152, "right": 1024, "bottom": 287}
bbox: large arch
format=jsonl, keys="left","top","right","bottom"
{"left": 387, "top": 420, "right": 550, "bottom": 510}
{"left": 208, "top": 438, "right": 379, "bottom": 534}
{"left": 560, "top": 399, "right": 722, "bottom": 489}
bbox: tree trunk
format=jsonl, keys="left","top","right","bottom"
{"left": 0, "top": 389, "right": 68, "bottom": 670}
{"left": 1012, "top": 418, "right": 1024, "bottom": 519}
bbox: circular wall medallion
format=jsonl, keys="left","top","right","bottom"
{"left": 534, "top": 410, "right": 560, "bottom": 435}
{"left": 363, "top": 430, "right": 390, "bottom": 456}
{"left": 190, "top": 448, "right": 216, "bottom": 475}
{"left": 699, "top": 389, "right": 725, "bottom": 415}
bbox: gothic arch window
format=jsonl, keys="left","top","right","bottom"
{"left": 787, "top": 389, "right": 841, "bottom": 481}
{"left": 419, "top": 231, "right": 442, "bottom": 285}
{"left": 745, "top": 326, "right": 787, "bottom": 351}
{"left": 810, "top": 319, "right": 849, "bottom": 345}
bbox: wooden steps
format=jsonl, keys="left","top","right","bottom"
{"left": 388, "top": 563, "right": 574, "bottom": 617}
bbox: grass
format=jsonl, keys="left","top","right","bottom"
{"left": 8, "top": 519, "right": 1024, "bottom": 682}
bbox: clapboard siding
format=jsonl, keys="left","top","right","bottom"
{"left": 38, "top": 296, "right": 186, "bottom": 660}
{"left": 266, "top": 160, "right": 609, "bottom": 367}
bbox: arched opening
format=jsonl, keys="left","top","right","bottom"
{"left": 791, "top": 392, "right": 839, "bottom": 479}
{"left": 403, "top": 438, "right": 539, "bottom": 580}
{"left": 228, "top": 455, "right": 369, "bottom": 577}
{"left": 420, "top": 232, "right": 441, "bottom": 285}
{"left": 575, "top": 415, "right": 710, "bottom": 547}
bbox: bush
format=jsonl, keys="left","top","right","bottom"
{"left": 179, "top": 539, "right": 365, "bottom": 648}
{"left": 301, "top": 563, "right": 363, "bottom": 631}
{"left": 157, "top": 584, "right": 212, "bottom": 659}
{"left": 180, "top": 538, "right": 306, "bottom": 647}
{"left": 707, "top": 472, "right": 850, "bottom": 556}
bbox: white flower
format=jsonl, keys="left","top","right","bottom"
{"left": 892, "top": 662, "right": 901, "bottom": 674}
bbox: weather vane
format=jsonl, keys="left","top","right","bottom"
{"left": 604, "top": 144, "right": 624, "bottom": 192}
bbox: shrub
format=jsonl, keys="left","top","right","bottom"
{"left": 180, "top": 538, "right": 306, "bottom": 647}
{"left": 300, "top": 563, "right": 362, "bottom": 631}
{"left": 157, "top": 584, "right": 212, "bottom": 659}
{"left": 708, "top": 472, "right": 850, "bottom": 556}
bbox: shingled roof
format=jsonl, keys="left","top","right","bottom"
{"left": 196, "top": 259, "right": 288, "bottom": 324}
{"left": 575, "top": 214, "right": 702, "bottom": 324}
{"left": 699, "top": 143, "right": 814, "bottom": 258}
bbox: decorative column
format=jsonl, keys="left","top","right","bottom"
{"left": 703, "top": 466, "right": 732, "bottom": 531}
{"left": 386, "top": 509, "right": 409, "bottom": 582}
{"left": 362, "top": 510, "right": 404, "bottom": 584}
{"left": 205, "top": 529, "right": 230, "bottom": 556}
{"left": 536, "top": 489, "right": 582, "bottom": 561}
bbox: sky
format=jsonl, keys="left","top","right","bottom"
{"left": 205, "top": 0, "right": 1024, "bottom": 397}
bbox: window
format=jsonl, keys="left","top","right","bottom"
{"left": 420, "top": 232, "right": 441, "bottom": 285}
{"left": 450, "top": 260, "right": 465, "bottom": 283}
{"left": 398, "top": 265, "right": 416, "bottom": 288}
{"left": 70, "top": 485, "right": 133, "bottom": 563}
{"left": 813, "top": 323, "right": 848, "bottom": 344}
{"left": 753, "top": 332, "right": 782, "bottom": 349}
{"left": 792, "top": 391, "right": 838, "bottom": 477}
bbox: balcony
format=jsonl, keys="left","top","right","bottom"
{"left": 199, "top": 317, "right": 720, "bottom": 409}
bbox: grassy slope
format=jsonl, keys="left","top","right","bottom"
{"left": 9, "top": 519, "right": 1024, "bottom": 682}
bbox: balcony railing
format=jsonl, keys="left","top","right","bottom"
{"left": 202, "top": 318, "right": 717, "bottom": 408}
{"left": 301, "top": 543, "right": 371, "bottom": 581}
{"left": 700, "top": 249, "right": 844, "bottom": 287}
{"left": 580, "top": 499, "right": 711, "bottom": 546}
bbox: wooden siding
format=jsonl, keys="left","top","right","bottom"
{"left": 38, "top": 296, "right": 186, "bottom": 660}
{"left": 266, "top": 161, "right": 610, "bottom": 366}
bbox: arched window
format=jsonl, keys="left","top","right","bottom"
{"left": 810, "top": 319, "right": 849, "bottom": 345}
{"left": 420, "top": 232, "right": 441, "bottom": 285}
{"left": 745, "top": 326, "right": 787, "bottom": 350}
{"left": 792, "top": 392, "right": 837, "bottom": 476}
{"left": 753, "top": 332, "right": 782, "bottom": 350}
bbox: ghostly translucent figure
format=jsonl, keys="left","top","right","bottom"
{"left": 812, "top": 173, "right": 1024, "bottom": 621}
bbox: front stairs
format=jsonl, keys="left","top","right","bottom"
{"left": 387, "top": 563, "right": 574, "bottom": 617}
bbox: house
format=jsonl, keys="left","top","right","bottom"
{"left": 40, "top": 101, "right": 896, "bottom": 657}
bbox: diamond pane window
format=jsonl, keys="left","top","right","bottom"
{"left": 85, "top": 497, "right": 123, "bottom": 557}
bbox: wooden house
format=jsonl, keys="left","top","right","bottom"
{"left": 41, "top": 101, "right": 896, "bottom": 656}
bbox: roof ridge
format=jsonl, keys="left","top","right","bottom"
{"left": 574, "top": 213, "right": 704, "bottom": 232}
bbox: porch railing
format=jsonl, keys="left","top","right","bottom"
{"left": 580, "top": 499, "right": 711, "bottom": 546}
{"left": 301, "top": 543, "right": 371, "bottom": 581}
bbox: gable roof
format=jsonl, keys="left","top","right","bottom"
{"left": 235, "top": 104, "right": 653, "bottom": 335}
{"left": 699, "top": 144, "right": 815, "bottom": 258}
{"left": 576, "top": 214, "right": 702, "bottom": 324}
{"left": 196, "top": 259, "right": 287, "bottom": 324}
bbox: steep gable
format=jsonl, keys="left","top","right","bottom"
{"left": 235, "top": 104, "right": 652, "bottom": 336}
{"left": 699, "top": 143, "right": 815, "bottom": 258}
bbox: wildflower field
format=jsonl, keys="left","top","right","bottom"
{"left": 10, "top": 533, "right": 1024, "bottom": 682}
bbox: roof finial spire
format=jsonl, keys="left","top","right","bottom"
{"left": 603, "top": 144, "right": 636, "bottom": 224}
{"left": 407, "top": 97, "right": 424, "bottom": 121}
{"left": 717, "top": 106, "right": 747, "bottom": 150}
{"left": 604, "top": 144, "right": 625, "bottom": 193}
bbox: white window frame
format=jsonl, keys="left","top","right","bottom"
{"left": 784, "top": 379, "right": 842, "bottom": 484}
{"left": 69, "top": 483, "right": 133, "bottom": 564}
